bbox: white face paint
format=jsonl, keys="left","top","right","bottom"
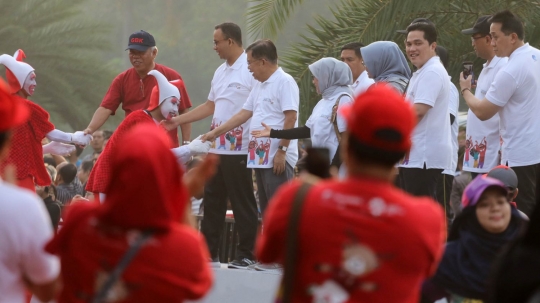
{"left": 160, "top": 96, "right": 179, "bottom": 120}
{"left": 23, "top": 72, "right": 36, "bottom": 96}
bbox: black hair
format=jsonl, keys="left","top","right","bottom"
{"left": 435, "top": 45, "right": 449, "bottom": 70}
{"left": 406, "top": 22, "right": 438, "bottom": 45}
{"left": 341, "top": 42, "right": 365, "bottom": 59}
{"left": 43, "top": 155, "right": 56, "bottom": 168}
{"left": 81, "top": 160, "right": 94, "bottom": 173}
{"left": 489, "top": 10, "right": 524, "bottom": 40}
{"left": 58, "top": 163, "right": 77, "bottom": 184}
{"left": 347, "top": 135, "right": 406, "bottom": 168}
{"left": 0, "top": 131, "right": 10, "bottom": 150}
{"left": 75, "top": 145, "right": 84, "bottom": 157}
{"left": 215, "top": 22, "right": 243, "bottom": 47}
{"left": 246, "top": 39, "right": 278, "bottom": 64}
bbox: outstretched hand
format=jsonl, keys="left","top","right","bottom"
{"left": 72, "top": 131, "right": 93, "bottom": 146}
{"left": 251, "top": 122, "right": 272, "bottom": 138}
{"left": 200, "top": 131, "right": 217, "bottom": 143}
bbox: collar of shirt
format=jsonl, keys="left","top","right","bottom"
{"left": 226, "top": 52, "right": 246, "bottom": 70}
{"left": 352, "top": 70, "right": 369, "bottom": 88}
{"left": 414, "top": 56, "right": 441, "bottom": 74}
{"left": 262, "top": 67, "right": 283, "bottom": 84}
{"left": 483, "top": 56, "right": 505, "bottom": 70}
{"left": 509, "top": 43, "right": 530, "bottom": 60}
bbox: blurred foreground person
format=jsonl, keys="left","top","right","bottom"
{"left": 46, "top": 125, "right": 214, "bottom": 302}
{"left": 0, "top": 79, "right": 60, "bottom": 303}
{"left": 86, "top": 70, "right": 210, "bottom": 201}
{"left": 0, "top": 50, "right": 92, "bottom": 191}
{"left": 424, "top": 176, "right": 526, "bottom": 302}
{"left": 257, "top": 84, "right": 445, "bottom": 303}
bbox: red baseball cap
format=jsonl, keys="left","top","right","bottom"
{"left": 0, "top": 78, "right": 28, "bottom": 132}
{"left": 339, "top": 83, "right": 416, "bottom": 153}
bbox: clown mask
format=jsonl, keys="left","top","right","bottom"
{"left": 23, "top": 71, "right": 36, "bottom": 96}
{"left": 160, "top": 96, "right": 179, "bottom": 120}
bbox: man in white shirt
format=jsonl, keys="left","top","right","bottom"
{"left": 461, "top": 15, "right": 508, "bottom": 180}
{"left": 163, "top": 23, "right": 259, "bottom": 269}
{"left": 0, "top": 81, "right": 59, "bottom": 303}
{"left": 203, "top": 39, "right": 298, "bottom": 216}
{"left": 460, "top": 10, "right": 540, "bottom": 215}
{"left": 398, "top": 21, "right": 452, "bottom": 200}
{"left": 340, "top": 42, "right": 374, "bottom": 97}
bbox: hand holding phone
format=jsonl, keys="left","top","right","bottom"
{"left": 462, "top": 61, "right": 475, "bottom": 85}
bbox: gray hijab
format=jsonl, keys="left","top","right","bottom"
{"left": 308, "top": 57, "right": 353, "bottom": 100}
{"left": 360, "top": 41, "right": 412, "bottom": 82}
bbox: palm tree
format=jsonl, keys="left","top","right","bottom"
{"left": 247, "top": 0, "right": 540, "bottom": 123}
{"left": 0, "top": 0, "right": 118, "bottom": 130}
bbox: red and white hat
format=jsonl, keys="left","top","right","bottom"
{"left": 0, "top": 49, "right": 34, "bottom": 94}
{"left": 147, "top": 70, "right": 181, "bottom": 111}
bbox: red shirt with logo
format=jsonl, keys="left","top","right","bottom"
{"left": 100, "top": 63, "right": 192, "bottom": 147}
{"left": 0, "top": 97, "right": 55, "bottom": 186}
{"left": 257, "top": 177, "right": 445, "bottom": 303}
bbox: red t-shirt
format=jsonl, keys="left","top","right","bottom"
{"left": 100, "top": 63, "right": 192, "bottom": 147}
{"left": 257, "top": 177, "right": 445, "bottom": 303}
{"left": 0, "top": 97, "right": 55, "bottom": 186}
{"left": 46, "top": 203, "right": 213, "bottom": 303}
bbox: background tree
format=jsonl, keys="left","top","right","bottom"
{"left": 248, "top": 0, "right": 540, "bottom": 123}
{"left": 0, "top": 0, "right": 118, "bottom": 131}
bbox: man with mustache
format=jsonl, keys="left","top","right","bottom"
{"left": 83, "top": 30, "right": 192, "bottom": 147}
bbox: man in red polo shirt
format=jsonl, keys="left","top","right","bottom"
{"left": 257, "top": 84, "right": 445, "bottom": 303}
{"left": 83, "top": 30, "right": 192, "bottom": 147}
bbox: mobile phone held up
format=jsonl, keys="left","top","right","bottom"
{"left": 462, "top": 61, "right": 474, "bottom": 85}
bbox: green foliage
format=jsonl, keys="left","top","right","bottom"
{"left": 0, "top": 0, "right": 118, "bottom": 130}
{"left": 247, "top": 0, "right": 306, "bottom": 39}
{"left": 249, "top": 0, "right": 540, "bottom": 123}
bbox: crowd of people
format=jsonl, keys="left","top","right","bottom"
{"left": 1, "top": 8, "right": 539, "bottom": 303}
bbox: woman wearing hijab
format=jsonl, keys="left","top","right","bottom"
{"left": 45, "top": 124, "right": 213, "bottom": 303}
{"left": 422, "top": 176, "right": 526, "bottom": 302}
{"left": 360, "top": 41, "right": 412, "bottom": 94}
{"left": 251, "top": 57, "right": 353, "bottom": 168}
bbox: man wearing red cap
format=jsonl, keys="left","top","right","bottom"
{"left": 257, "top": 84, "right": 445, "bottom": 303}
{"left": 0, "top": 79, "right": 60, "bottom": 303}
{"left": 0, "top": 50, "right": 92, "bottom": 191}
{"left": 83, "top": 30, "right": 192, "bottom": 147}
{"left": 86, "top": 70, "right": 210, "bottom": 201}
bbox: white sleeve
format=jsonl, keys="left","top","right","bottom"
{"left": 278, "top": 79, "right": 300, "bottom": 112}
{"left": 337, "top": 94, "right": 353, "bottom": 132}
{"left": 485, "top": 70, "right": 518, "bottom": 107}
{"left": 412, "top": 71, "right": 444, "bottom": 107}
{"left": 242, "top": 89, "right": 256, "bottom": 112}
{"left": 20, "top": 194, "right": 60, "bottom": 284}
{"left": 42, "top": 141, "right": 76, "bottom": 156}
{"left": 449, "top": 83, "right": 459, "bottom": 116}
{"left": 46, "top": 129, "right": 72, "bottom": 143}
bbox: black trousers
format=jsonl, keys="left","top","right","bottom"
{"left": 398, "top": 165, "right": 443, "bottom": 200}
{"left": 436, "top": 173, "right": 454, "bottom": 225}
{"left": 509, "top": 162, "right": 540, "bottom": 216}
{"left": 201, "top": 154, "right": 258, "bottom": 260}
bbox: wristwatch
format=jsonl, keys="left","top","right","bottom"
{"left": 278, "top": 145, "right": 288, "bottom": 152}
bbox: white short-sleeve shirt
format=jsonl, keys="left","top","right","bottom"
{"left": 351, "top": 70, "right": 374, "bottom": 97}
{"left": 208, "top": 52, "right": 258, "bottom": 155}
{"left": 464, "top": 56, "right": 507, "bottom": 172}
{"left": 243, "top": 67, "right": 299, "bottom": 168}
{"left": 399, "top": 56, "right": 452, "bottom": 170}
{"left": 485, "top": 43, "right": 540, "bottom": 166}
{"left": 443, "top": 80, "right": 459, "bottom": 175}
{"left": 305, "top": 93, "right": 353, "bottom": 162}
{"left": 0, "top": 179, "right": 59, "bottom": 303}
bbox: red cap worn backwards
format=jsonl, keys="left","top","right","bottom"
{"left": 339, "top": 83, "right": 416, "bottom": 153}
{"left": 0, "top": 77, "right": 29, "bottom": 132}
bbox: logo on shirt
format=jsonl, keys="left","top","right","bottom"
{"left": 228, "top": 82, "right": 245, "bottom": 90}
{"left": 262, "top": 97, "right": 274, "bottom": 104}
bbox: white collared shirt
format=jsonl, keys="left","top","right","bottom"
{"left": 243, "top": 67, "right": 299, "bottom": 168}
{"left": 443, "top": 80, "right": 459, "bottom": 175}
{"left": 0, "top": 178, "right": 59, "bottom": 302}
{"left": 208, "top": 52, "right": 258, "bottom": 155}
{"left": 464, "top": 56, "right": 507, "bottom": 172}
{"left": 486, "top": 43, "right": 540, "bottom": 166}
{"left": 400, "top": 56, "right": 452, "bottom": 169}
{"left": 351, "top": 70, "right": 374, "bottom": 97}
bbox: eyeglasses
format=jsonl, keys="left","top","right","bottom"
{"left": 247, "top": 58, "right": 264, "bottom": 66}
{"left": 471, "top": 35, "right": 489, "bottom": 42}
{"left": 213, "top": 39, "right": 229, "bottom": 46}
